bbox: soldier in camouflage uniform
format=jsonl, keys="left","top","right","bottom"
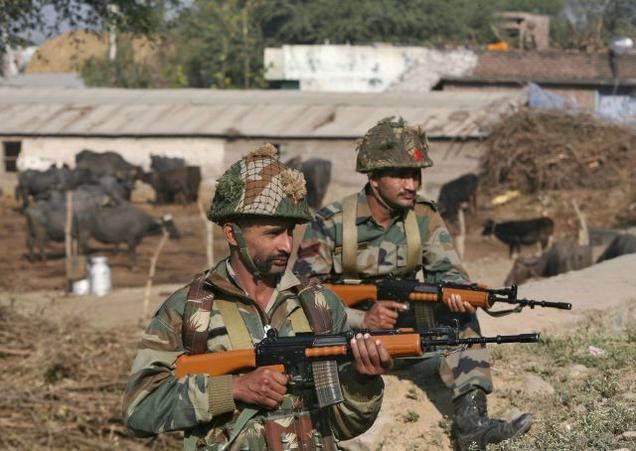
{"left": 123, "top": 145, "right": 392, "bottom": 451}
{"left": 293, "top": 118, "right": 533, "bottom": 450}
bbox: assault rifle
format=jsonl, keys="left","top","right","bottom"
{"left": 176, "top": 327, "right": 539, "bottom": 408}
{"left": 325, "top": 279, "right": 572, "bottom": 318}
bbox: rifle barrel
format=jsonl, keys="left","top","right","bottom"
{"left": 424, "top": 333, "right": 540, "bottom": 348}
{"left": 499, "top": 298, "right": 572, "bottom": 310}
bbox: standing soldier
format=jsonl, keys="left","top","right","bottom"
{"left": 293, "top": 118, "right": 533, "bottom": 450}
{"left": 123, "top": 145, "right": 392, "bottom": 450}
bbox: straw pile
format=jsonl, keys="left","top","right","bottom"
{"left": 479, "top": 109, "right": 635, "bottom": 194}
{"left": 0, "top": 306, "right": 180, "bottom": 450}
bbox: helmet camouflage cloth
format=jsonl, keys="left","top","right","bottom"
{"left": 356, "top": 116, "right": 434, "bottom": 173}
{"left": 208, "top": 144, "right": 312, "bottom": 224}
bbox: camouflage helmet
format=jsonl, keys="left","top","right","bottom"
{"left": 356, "top": 117, "right": 434, "bottom": 173}
{"left": 208, "top": 144, "right": 312, "bottom": 224}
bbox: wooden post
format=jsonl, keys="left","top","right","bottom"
{"left": 572, "top": 199, "right": 589, "bottom": 246}
{"left": 142, "top": 229, "right": 169, "bottom": 320}
{"left": 65, "top": 191, "right": 73, "bottom": 292}
{"left": 197, "top": 199, "right": 214, "bottom": 268}
{"left": 456, "top": 207, "right": 466, "bottom": 260}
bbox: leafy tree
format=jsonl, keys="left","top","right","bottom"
{"left": 169, "top": 0, "right": 266, "bottom": 88}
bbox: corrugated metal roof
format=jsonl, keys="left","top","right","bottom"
{"left": 0, "top": 88, "right": 525, "bottom": 139}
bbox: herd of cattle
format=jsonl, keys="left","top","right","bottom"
{"left": 17, "top": 150, "right": 190, "bottom": 269}
{"left": 15, "top": 151, "right": 333, "bottom": 271}
{"left": 13, "top": 154, "right": 636, "bottom": 282}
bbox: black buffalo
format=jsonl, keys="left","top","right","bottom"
{"left": 150, "top": 154, "right": 186, "bottom": 173}
{"left": 142, "top": 166, "right": 201, "bottom": 204}
{"left": 24, "top": 186, "right": 115, "bottom": 261}
{"left": 76, "top": 150, "right": 142, "bottom": 183}
{"left": 504, "top": 239, "right": 593, "bottom": 285}
{"left": 596, "top": 234, "right": 636, "bottom": 263}
{"left": 16, "top": 166, "right": 76, "bottom": 209}
{"left": 437, "top": 173, "right": 479, "bottom": 223}
{"left": 482, "top": 217, "right": 554, "bottom": 258}
{"left": 79, "top": 204, "right": 180, "bottom": 270}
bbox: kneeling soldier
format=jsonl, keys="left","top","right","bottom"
{"left": 294, "top": 118, "right": 533, "bottom": 450}
{"left": 123, "top": 145, "right": 391, "bottom": 450}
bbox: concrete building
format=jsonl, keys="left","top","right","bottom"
{"left": 0, "top": 87, "right": 525, "bottom": 201}
{"left": 265, "top": 44, "right": 477, "bottom": 93}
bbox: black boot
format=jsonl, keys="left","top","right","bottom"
{"left": 451, "top": 389, "right": 533, "bottom": 451}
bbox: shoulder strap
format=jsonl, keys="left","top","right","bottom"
{"left": 215, "top": 299, "right": 254, "bottom": 349}
{"left": 183, "top": 272, "right": 215, "bottom": 355}
{"left": 404, "top": 208, "right": 422, "bottom": 274}
{"left": 341, "top": 193, "right": 359, "bottom": 278}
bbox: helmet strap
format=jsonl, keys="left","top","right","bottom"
{"left": 231, "top": 224, "right": 262, "bottom": 280}
{"left": 369, "top": 180, "right": 397, "bottom": 212}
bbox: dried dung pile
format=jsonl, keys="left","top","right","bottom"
{"left": 0, "top": 306, "right": 180, "bottom": 450}
{"left": 479, "top": 109, "right": 635, "bottom": 195}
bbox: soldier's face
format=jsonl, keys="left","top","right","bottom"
{"left": 370, "top": 168, "right": 421, "bottom": 209}
{"left": 232, "top": 218, "right": 296, "bottom": 275}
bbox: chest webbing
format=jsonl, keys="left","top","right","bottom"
{"left": 341, "top": 193, "right": 422, "bottom": 278}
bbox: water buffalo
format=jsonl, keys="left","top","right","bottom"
{"left": 79, "top": 204, "right": 180, "bottom": 270}
{"left": 16, "top": 166, "right": 75, "bottom": 209}
{"left": 76, "top": 150, "right": 142, "bottom": 183}
{"left": 437, "top": 173, "right": 478, "bottom": 224}
{"left": 142, "top": 166, "right": 201, "bottom": 204}
{"left": 24, "top": 184, "right": 130, "bottom": 260}
{"left": 150, "top": 154, "right": 186, "bottom": 173}
{"left": 596, "top": 234, "right": 636, "bottom": 263}
{"left": 504, "top": 239, "right": 593, "bottom": 285}
{"left": 482, "top": 217, "right": 554, "bottom": 258}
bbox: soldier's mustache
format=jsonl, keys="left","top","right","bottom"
{"left": 270, "top": 252, "right": 290, "bottom": 261}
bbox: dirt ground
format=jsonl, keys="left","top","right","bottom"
{"left": 1, "top": 182, "right": 634, "bottom": 450}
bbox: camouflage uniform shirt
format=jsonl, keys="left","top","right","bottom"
{"left": 293, "top": 185, "right": 493, "bottom": 399}
{"left": 123, "top": 258, "right": 384, "bottom": 450}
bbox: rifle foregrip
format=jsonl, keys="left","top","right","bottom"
{"left": 440, "top": 288, "right": 490, "bottom": 309}
{"left": 375, "top": 333, "right": 423, "bottom": 358}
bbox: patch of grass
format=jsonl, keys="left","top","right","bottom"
{"left": 490, "top": 306, "right": 636, "bottom": 450}
{"left": 401, "top": 410, "right": 420, "bottom": 423}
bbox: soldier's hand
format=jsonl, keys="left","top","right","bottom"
{"left": 350, "top": 332, "right": 393, "bottom": 376}
{"left": 361, "top": 301, "right": 408, "bottom": 329}
{"left": 446, "top": 293, "right": 477, "bottom": 314}
{"left": 232, "top": 367, "right": 288, "bottom": 409}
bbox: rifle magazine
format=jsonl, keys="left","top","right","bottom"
{"left": 312, "top": 360, "right": 343, "bottom": 408}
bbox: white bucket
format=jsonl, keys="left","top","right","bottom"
{"left": 89, "top": 256, "right": 112, "bottom": 297}
{"left": 72, "top": 278, "right": 90, "bottom": 296}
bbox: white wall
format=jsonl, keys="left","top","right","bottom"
{"left": 265, "top": 45, "right": 477, "bottom": 92}
{"left": 17, "top": 137, "right": 226, "bottom": 183}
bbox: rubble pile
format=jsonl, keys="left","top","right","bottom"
{"left": 0, "top": 306, "right": 180, "bottom": 450}
{"left": 480, "top": 109, "right": 635, "bottom": 195}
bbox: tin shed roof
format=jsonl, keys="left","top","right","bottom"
{"left": 0, "top": 88, "right": 525, "bottom": 139}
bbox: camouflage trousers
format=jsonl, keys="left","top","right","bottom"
{"left": 437, "top": 313, "right": 493, "bottom": 399}
{"left": 397, "top": 304, "right": 493, "bottom": 400}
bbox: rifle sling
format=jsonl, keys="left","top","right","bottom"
{"left": 483, "top": 304, "right": 524, "bottom": 317}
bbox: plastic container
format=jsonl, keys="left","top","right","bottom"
{"left": 72, "top": 278, "right": 90, "bottom": 295}
{"left": 89, "top": 256, "right": 112, "bottom": 297}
